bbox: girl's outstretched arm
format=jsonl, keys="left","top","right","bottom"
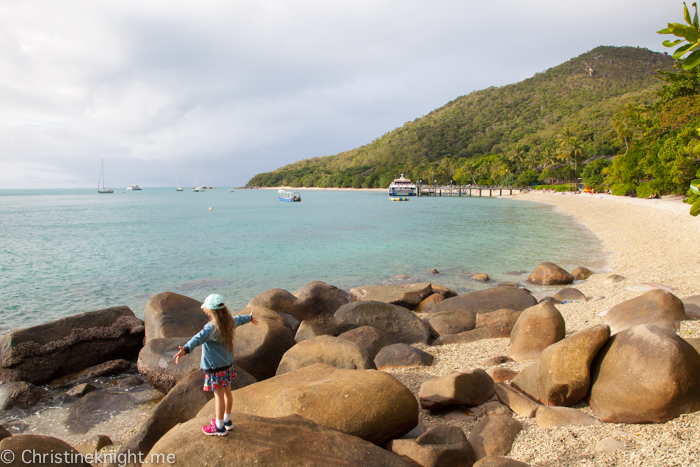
{"left": 173, "top": 346, "right": 186, "bottom": 364}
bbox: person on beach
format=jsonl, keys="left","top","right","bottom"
{"left": 173, "top": 293, "right": 258, "bottom": 436}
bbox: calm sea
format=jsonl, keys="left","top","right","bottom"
{"left": 0, "top": 188, "right": 607, "bottom": 335}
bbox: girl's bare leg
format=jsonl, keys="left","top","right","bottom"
{"left": 214, "top": 387, "right": 225, "bottom": 421}
{"left": 224, "top": 386, "right": 233, "bottom": 415}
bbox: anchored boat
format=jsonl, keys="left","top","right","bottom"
{"left": 388, "top": 174, "right": 417, "bottom": 196}
{"left": 278, "top": 190, "right": 301, "bottom": 202}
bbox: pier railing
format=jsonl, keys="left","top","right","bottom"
{"left": 417, "top": 185, "right": 522, "bottom": 197}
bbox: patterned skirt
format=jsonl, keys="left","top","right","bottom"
{"left": 203, "top": 367, "right": 237, "bottom": 391}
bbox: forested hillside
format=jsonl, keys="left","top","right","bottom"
{"left": 248, "top": 46, "right": 674, "bottom": 188}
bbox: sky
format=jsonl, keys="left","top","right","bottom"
{"left": 0, "top": 0, "right": 680, "bottom": 189}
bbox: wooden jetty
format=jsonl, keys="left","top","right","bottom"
{"left": 417, "top": 185, "right": 522, "bottom": 197}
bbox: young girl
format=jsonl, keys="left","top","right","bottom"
{"left": 173, "top": 293, "right": 258, "bottom": 436}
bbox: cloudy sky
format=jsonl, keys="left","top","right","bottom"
{"left": 0, "top": 1, "right": 679, "bottom": 189}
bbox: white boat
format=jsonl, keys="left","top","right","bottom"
{"left": 388, "top": 174, "right": 417, "bottom": 196}
{"left": 192, "top": 171, "right": 205, "bottom": 192}
{"left": 98, "top": 159, "right": 113, "bottom": 194}
{"left": 279, "top": 190, "right": 301, "bottom": 202}
{"left": 176, "top": 172, "right": 183, "bottom": 191}
{"left": 278, "top": 187, "right": 287, "bottom": 193}
{"left": 126, "top": 184, "right": 142, "bottom": 191}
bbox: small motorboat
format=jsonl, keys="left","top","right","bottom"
{"left": 278, "top": 190, "right": 301, "bottom": 202}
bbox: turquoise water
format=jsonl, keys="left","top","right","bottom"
{"left": 0, "top": 188, "right": 606, "bottom": 335}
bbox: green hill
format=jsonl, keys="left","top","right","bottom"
{"left": 248, "top": 46, "right": 675, "bottom": 188}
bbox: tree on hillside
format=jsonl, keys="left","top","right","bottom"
{"left": 613, "top": 104, "right": 642, "bottom": 152}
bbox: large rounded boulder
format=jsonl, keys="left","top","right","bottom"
{"left": 509, "top": 302, "right": 565, "bottom": 361}
{"left": 427, "top": 309, "right": 476, "bottom": 336}
{"left": 248, "top": 281, "right": 350, "bottom": 321}
{"left": 276, "top": 335, "right": 375, "bottom": 375}
{"left": 234, "top": 314, "right": 297, "bottom": 381}
{"left": 143, "top": 292, "right": 208, "bottom": 342}
{"left": 419, "top": 369, "right": 495, "bottom": 411}
{"left": 429, "top": 287, "right": 537, "bottom": 315}
{"left": 527, "top": 262, "right": 574, "bottom": 286}
{"left": 334, "top": 301, "right": 431, "bottom": 344}
{"left": 589, "top": 324, "right": 700, "bottom": 423}
{"left": 603, "top": 289, "right": 686, "bottom": 335}
{"left": 337, "top": 326, "right": 390, "bottom": 360}
{"left": 349, "top": 283, "right": 434, "bottom": 310}
{"left": 0, "top": 434, "right": 91, "bottom": 467}
{"left": 197, "top": 363, "right": 419, "bottom": 445}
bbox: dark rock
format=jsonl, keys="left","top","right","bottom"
{"left": 114, "top": 375, "right": 143, "bottom": 389}
{"left": 419, "top": 369, "right": 495, "bottom": 411}
{"left": 509, "top": 302, "right": 565, "bottom": 361}
{"left": 430, "top": 288, "right": 537, "bottom": 315}
{"left": 68, "top": 391, "right": 136, "bottom": 434}
{"left": 552, "top": 288, "right": 587, "bottom": 303}
{"left": 589, "top": 324, "right": 700, "bottom": 423}
{"left": 143, "top": 292, "right": 208, "bottom": 342}
{"left": 571, "top": 267, "right": 594, "bottom": 280}
{"left": 334, "top": 301, "right": 431, "bottom": 345}
{"left": 0, "top": 425, "right": 10, "bottom": 442}
{"left": 0, "top": 306, "right": 144, "bottom": 384}
{"left": 387, "top": 424, "right": 476, "bottom": 467}
{"left": 337, "top": 326, "right": 390, "bottom": 360}
{"left": 527, "top": 262, "right": 574, "bottom": 286}
{"left": 147, "top": 413, "right": 408, "bottom": 467}
{"left": 350, "top": 283, "right": 434, "bottom": 309}
{"left": 475, "top": 309, "right": 521, "bottom": 338}
{"left": 604, "top": 289, "right": 686, "bottom": 335}
{"left": 0, "top": 434, "right": 91, "bottom": 466}
{"left": 75, "top": 435, "right": 113, "bottom": 456}
{"left": 374, "top": 344, "right": 434, "bottom": 370}
{"left": 50, "top": 359, "right": 132, "bottom": 388}
{"left": 535, "top": 406, "right": 601, "bottom": 428}
{"left": 197, "top": 363, "right": 418, "bottom": 445}
{"left": 66, "top": 383, "right": 96, "bottom": 397}
{"left": 468, "top": 415, "right": 522, "bottom": 460}
{"left": 416, "top": 293, "right": 445, "bottom": 313}
{"left": 429, "top": 268, "right": 440, "bottom": 274}
{"left": 0, "top": 381, "right": 44, "bottom": 410}
{"left": 428, "top": 309, "right": 476, "bottom": 336}
{"left": 433, "top": 327, "right": 491, "bottom": 346}
{"left": 276, "top": 336, "right": 375, "bottom": 375}
{"left": 494, "top": 383, "right": 540, "bottom": 418}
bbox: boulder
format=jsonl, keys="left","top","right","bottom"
{"left": 233, "top": 306, "right": 289, "bottom": 329}
{"left": 75, "top": 435, "right": 112, "bottom": 457}
{"left": 247, "top": 288, "right": 297, "bottom": 314}
{"left": 0, "top": 425, "right": 10, "bottom": 442}
{"left": 535, "top": 406, "right": 601, "bottom": 428}
{"left": 374, "top": 344, "right": 434, "bottom": 370}
{"left": 147, "top": 413, "right": 408, "bottom": 467}
{"left": 468, "top": 415, "right": 522, "bottom": 460}
{"left": 387, "top": 424, "right": 476, "bottom": 467}
{"left": 419, "top": 369, "right": 495, "bottom": 411}
{"left": 334, "top": 301, "right": 431, "bottom": 345}
{"left": 487, "top": 368, "right": 518, "bottom": 384}
{"left": 432, "top": 327, "right": 492, "bottom": 346}
{"left": 68, "top": 391, "right": 136, "bottom": 434}
{"left": 291, "top": 281, "right": 352, "bottom": 319}
{"left": 552, "top": 288, "right": 587, "bottom": 303}
{"left": 472, "top": 273, "right": 490, "bottom": 282}
{"left": 494, "top": 383, "right": 540, "bottom": 418}
{"left": 483, "top": 401, "right": 512, "bottom": 417}
{"left": 511, "top": 324, "right": 610, "bottom": 406}
{"left": 571, "top": 267, "right": 594, "bottom": 280}
{"left": 0, "top": 306, "right": 144, "bottom": 384}
{"left": 276, "top": 336, "right": 375, "bottom": 375}
{"left": 416, "top": 293, "right": 445, "bottom": 313}
{"left": 337, "top": 326, "right": 390, "bottom": 360}
{"left": 0, "top": 381, "right": 44, "bottom": 410}
{"left": 473, "top": 457, "right": 530, "bottom": 467}
{"left": 294, "top": 315, "right": 339, "bottom": 342}
{"left": 603, "top": 289, "right": 686, "bottom": 335}
{"left": 603, "top": 274, "right": 625, "bottom": 284}
{"left": 431, "top": 284, "right": 458, "bottom": 299}
{"left": 137, "top": 337, "right": 255, "bottom": 393}
{"left": 509, "top": 302, "right": 565, "bottom": 361}
{"left": 429, "top": 268, "right": 440, "bottom": 274}
{"left": 66, "top": 383, "right": 96, "bottom": 397}
{"left": 685, "top": 338, "right": 700, "bottom": 355}
{"left": 683, "top": 295, "right": 700, "bottom": 319}
{"left": 475, "top": 309, "right": 521, "bottom": 338}
{"left": 197, "top": 363, "right": 418, "bottom": 445}
{"left": 232, "top": 314, "right": 297, "bottom": 381}
{"left": 526, "top": 262, "right": 574, "bottom": 286}
{"left": 50, "top": 359, "right": 132, "bottom": 388}
{"left": 143, "top": 292, "right": 208, "bottom": 342}
{"left": 349, "top": 283, "right": 434, "bottom": 309}
{"left": 0, "top": 434, "right": 91, "bottom": 467}
{"left": 430, "top": 288, "right": 537, "bottom": 315}
{"left": 428, "top": 309, "right": 476, "bottom": 336}
{"left": 589, "top": 324, "right": 700, "bottom": 423}
{"left": 114, "top": 375, "right": 143, "bottom": 389}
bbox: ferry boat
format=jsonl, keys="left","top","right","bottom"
{"left": 126, "top": 184, "right": 142, "bottom": 191}
{"left": 388, "top": 174, "right": 417, "bottom": 196}
{"left": 278, "top": 190, "right": 301, "bottom": 202}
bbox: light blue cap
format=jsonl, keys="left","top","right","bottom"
{"left": 201, "top": 294, "right": 226, "bottom": 310}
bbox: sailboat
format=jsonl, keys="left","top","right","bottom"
{"left": 193, "top": 170, "right": 205, "bottom": 192}
{"left": 98, "top": 159, "right": 114, "bottom": 194}
{"left": 176, "top": 172, "right": 183, "bottom": 191}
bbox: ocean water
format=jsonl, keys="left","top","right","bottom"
{"left": 0, "top": 188, "right": 607, "bottom": 335}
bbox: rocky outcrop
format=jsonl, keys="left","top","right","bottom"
{"left": 374, "top": 344, "right": 434, "bottom": 370}
{"left": 147, "top": 413, "right": 408, "bottom": 467}
{"left": 248, "top": 281, "right": 351, "bottom": 321}
{"left": 0, "top": 434, "right": 91, "bottom": 466}
{"left": 276, "top": 336, "right": 375, "bottom": 375}
{"left": 509, "top": 302, "right": 565, "bottom": 361}
{"left": 0, "top": 306, "right": 144, "bottom": 384}
{"left": 350, "top": 283, "right": 434, "bottom": 309}
{"left": 571, "top": 267, "right": 594, "bottom": 280}
{"left": 527, "top": 262, "right": 574, "bottom": 285}
{"left": 603, "top": 289, "right": 686, "bottom": 335}
{"left": 337, "top": 326, "right": 390, "bottom": 360}
{"left": 334, "top": 301, "right": 432, "bottom": 345}
{"left": 143, "top": 292, "right": 208, "bottom": 342}
{"left": 468, "top": 415, "right": 522, "bottom": 460}
{"left": 589, "top": 324, "right": 700, "bottom": 423}
{"left": 387, "top": 424, "right": 476, "bottom": 467}
{"left": 511, "top": 324, "right": 610, "bottom": 406}
{"left": 430, "top": 288, "right": 537, "bottom": 316}
{"left": 197, "top": 363, "right": 418, "bottom": 445}
{"left": 419, "top": 369, "right": 495, "bottom": 411}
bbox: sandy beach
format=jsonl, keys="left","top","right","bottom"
{"left": 386, "top": 190, "right": 700, "bottom": 467}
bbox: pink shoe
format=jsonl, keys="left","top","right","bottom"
{"left": 210, "top": 419, "right": 233, "bottom": 431}
{"left": 202, "top": 422, "right": 227, "bottom": 436}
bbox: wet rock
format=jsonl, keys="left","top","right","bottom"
{"left": 374, "top": 344, "right": 434, "bottom": 370}
{"left": 589, "top": 324, "right": 700, "bottom": 423}
{"left": 349, "top": 283, "right": 434, "bottom": 310}
{"left": 197, "top": 363, "right": 418, "bottom": 445}
{"left": 527, "top": 262, "right": 574, "bottom": 286}
{"left": 475, "top": 309, "right": 521, "bottom": 338}
{"left": 387, "top": 424, "right": 476, "bottom": 467}
{"left": 0, "top": 434, "right": 91, "bottom": 467}
{"left": 472, "top": 273, "right": 490, "bottom": 282}
{"left": 428, "top": 309, "right": 476, "bottom": 336}
{"left": 571, "top": 267, "right": 594, "bottom": 280}
{"left": 143, "top": 292, "right": 208, "bottom": 342}
{"left": 66, "top": 383, "right": 96, "bottom": 397}
{"left": 468, "top": 415, "right": 522, "bottom": 460}
{"left": 0, "top": 381, "right": 44, "bottom": 410}
{"left": 334, "top": 301, "right": 431, "bottom": 345}
{"left": 0, "top": 306, "right": 144, "bottom": 385}
{"left": 420, "top": 369, "right": 495, "bottom": 411}
{"left": 51, "top": 359, "right": 132, "bottom": 388}
{"left": 604, "top": 289, "right": 686, "bottom": 335}
{"left": 68, "top": 391, "right": 136, "bottom": 434}
{"left": 509, "top": 302, "right": 565, "bottom": 361}
{"left": 416, "top": 293, "right": 445, "bottom": 313}
{"left": 337, "top": 326, "right": 390, "bottom": 359}
{"left": 75, "top": 435, "right": 112, "bottom": 457}
{"left": 535, "top": 406, "right": 602, "bottom": 427}
{"left": 114, "top": 375, "right": 143, "bottom": 389}
{"left": 430, "top": 287, "right": 537, "bottom": 315}
{"left": 494, "top": 383, "right": 540, "bottom": 418}
{"left": 428, "top": 268, "right": 440, "bottom": 274}
{"left": 552, "top": 287, "right": 587, "bottom": 303}
{"left": 276, "top": 335, "right": 375, "bottom": 375}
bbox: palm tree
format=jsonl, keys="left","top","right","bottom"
{"left": 613, "top": 104, "right": 640, "bottom": 152}
{"left": 524, "top": 150, "right": 539, "bottom": 170}
{"left": 540, "top": 147, "right": 557, "bottom": 168}
{"left": 439, "top": 158, "right": 454, "bottom": 184}
{"left": 509, "top": 145, "right": 526, "bottom": 174}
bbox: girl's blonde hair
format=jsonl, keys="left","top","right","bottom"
{"left": 203, "top": 306, "right": 236, "bottom": 354}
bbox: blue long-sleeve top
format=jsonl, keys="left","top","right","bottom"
{"left": 183, "top": 314, "right": 252, "bottom": 373}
